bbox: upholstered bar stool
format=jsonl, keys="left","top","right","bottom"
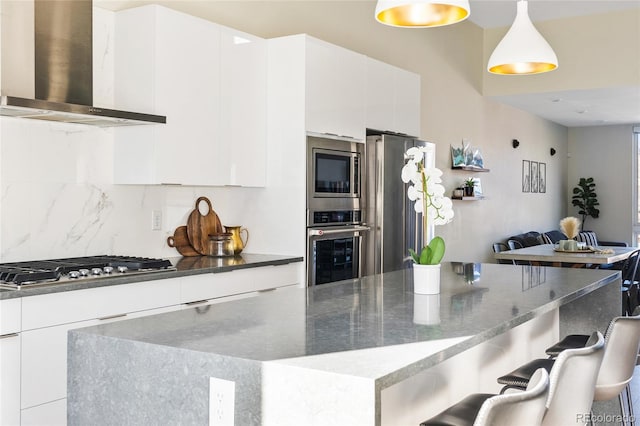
{"left": 419, "top": 368, "right": 549, "bottom": 426}
{"left": 544, "top": 315, "right": 640, "bottom": 426}
{"left": 495, "top": 332, "right": 605, "bottom": 426}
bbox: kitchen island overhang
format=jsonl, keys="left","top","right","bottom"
{"left": 67, "top": 263, "right": 621, "bottom": 425}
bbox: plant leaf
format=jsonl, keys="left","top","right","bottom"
{"left": 427, "top": 236, "right": 446, "bottom": 265}
{"left": 419, "top": 246, "right": 431, "bottom": 265}
{"left": 408, "top": 248, "right": 420, "bottom": 263}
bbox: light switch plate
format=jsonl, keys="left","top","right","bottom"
{"left": 151, "top": 210, "right": 162, "bottom": 231}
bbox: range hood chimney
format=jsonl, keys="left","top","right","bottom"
{"left": 0, "top": 0, "right": 165, "bottom": 127}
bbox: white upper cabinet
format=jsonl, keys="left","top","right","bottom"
{"left": 365, "top": 57, "right": 421, "bottom": 137}
{"left": 304, "top": 37, "right": 366, "bottom": 141}
{"left": 219, "top": 27, "right": 267, "bottom": 187}
{"left": 113, "top": 6, "right": 266, "bottom": 186}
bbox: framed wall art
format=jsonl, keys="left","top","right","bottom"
{"left": 522, "top": 160, "right": 530, "bottom": 193}
{"left": 538, "top": 162, "right": 546, "bottom": 193}
{"left": 531, "top": 161, "right": 539, "bottom": 193}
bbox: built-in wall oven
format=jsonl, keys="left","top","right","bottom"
{"left": 307, "top": 136, "right": 369, "bottom": 286}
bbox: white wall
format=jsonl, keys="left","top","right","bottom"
{"left": 567, "top": 125, "right": 636, "bottom": 244}
{"left": 0, "top": 1, "right": 576, "bottom": 264}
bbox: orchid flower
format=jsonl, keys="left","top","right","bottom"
{"left": 401, "top": 146, "right": 454, "bottom": 264}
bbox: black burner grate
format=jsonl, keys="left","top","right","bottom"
{"left": 0, "top": 255, "right": 173, "bottom": 287}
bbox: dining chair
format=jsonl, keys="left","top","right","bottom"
{"left": 506, "top": 240, "right": 531, "bottom": 265}
{"left": 419, "top": 368, "right": 549, "bottom": 426}
{"left": 621, "top": 250, "right": 640, "bottom": 315}
{"left": 543, "top": 315, "right": 640, "bottom": 425}
{"left": 494, "top": 332, "right": 605, "bottom": 426}
{"left": 492, "top": 242, "right": 514, "bottom": 265}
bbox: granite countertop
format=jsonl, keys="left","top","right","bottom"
{"left": 0, "top": 253, "right": 303, "bottom": 300}
{"left": 68, "top": 262, "right": 621, "bottom": 425}
{"left": 73, "top": 262, "right": 619, "bottom": 383}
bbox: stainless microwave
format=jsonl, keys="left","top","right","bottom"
{"left": 307, "top": 136, "right": 364, "bottom": 202}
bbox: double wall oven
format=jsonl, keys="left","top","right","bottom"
{"left": 306, "top": 136, "right": 369, "bottom": 286}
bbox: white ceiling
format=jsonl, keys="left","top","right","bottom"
{"left": 470, "top": 0, "right": 640, "bottom": 127}
{"left": 468, "top": 0, "right": 640, "bottom": 29}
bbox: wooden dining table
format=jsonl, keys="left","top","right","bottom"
{"left": 494, "top": 243, "right": 637, "bottom": 268}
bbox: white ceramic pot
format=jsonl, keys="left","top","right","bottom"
{"left": 412, "top": 263, "right": 441, "bottom": 294}
{"left": 413, "top": 294, "right": 441, "bottom": 325}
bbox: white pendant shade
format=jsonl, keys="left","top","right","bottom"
{"left": 487, "top": 0, "right": 558, "bottom": 75}
{"left": 375, "top": 0, "right": 470, "bottom": 28}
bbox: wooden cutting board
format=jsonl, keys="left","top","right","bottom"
{"left": 167, "top": 226, "right": 200, "bottom": 257}
{"left": 186, "top": 196, "right": 223, "bottom": 255}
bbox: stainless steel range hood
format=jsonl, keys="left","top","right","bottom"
{"left": 0, "top": 0, "right": 166, "bottom": 127}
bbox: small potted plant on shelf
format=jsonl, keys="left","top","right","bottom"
{"left": 464, "top": 178, "right": 475, "bottom": 197}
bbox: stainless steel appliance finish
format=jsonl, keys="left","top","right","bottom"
{"left": 307, "top": 221, "right": 370, "bottom": 286}
{"left": 364, "top": 133, "right": 435, "bottom": 275}
{"left": 306, "top": 135, "right": 364, "bottom": 218}
{"left": 306, "top": 136, "right": 369, "bottom": 286}
{"left": 0, "top": 0, "right": 166, "bottom": 127}
{"left": 0, "top": 255, "right": 175, "bottom": 290}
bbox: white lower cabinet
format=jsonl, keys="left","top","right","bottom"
{"left": 180, "top": 263, "right": 299, "bottom": 302}
{"left": 20, "top": 398, "right": 66, "bottom": 426}
{"left": 0, "top": 332, "right": 21, "bottom": 426}
{"left": 9, "top": 262, "right": 300, "bottom": 425}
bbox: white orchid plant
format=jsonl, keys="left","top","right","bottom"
{"left": 401, "top": 146, "right": 454, "bottom": 265}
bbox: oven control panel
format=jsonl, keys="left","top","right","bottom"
{"left": 310, "top": 210, "right": 362, "bottom": 226}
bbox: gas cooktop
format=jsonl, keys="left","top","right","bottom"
{"left": 0, "top": 255, "right": 175, "bottom": 290}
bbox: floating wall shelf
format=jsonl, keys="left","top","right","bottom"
{"left": 452, "top": 196, "right": 485, "bottom": 201}
{"left": 452, "top": 166, "right": 490, "bottom": 172}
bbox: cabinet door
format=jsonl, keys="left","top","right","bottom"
{"left": 21, "top": 322, "right": 88, "bottom": 409}
{"left": 220, "top": 27, "right": 267, "bottom": 187}
{"left": 365, "top": 58, "right": 421, "bottom": 137}
{"left": 0, "top": 333, "right": 20, "bottom": 426}
{"left": 394, "top": 68, "right": 420, "bottom": 137}
{"left": 153, "top": 7, "right": 221, "bottom": 186}
{"left": 20, "top": 399, "right": 65, "bottom": 426}
{"left": 114, "top": 6, "right": 222, "bottom": 186}
{"left": 20, "top": 302, "right": 183, "bottom": 414}
{"left": 365, "top": 58, "right": 396, "bottom": 133}
{"left": 305, "top": 37, "right": 366, "bottom": 141}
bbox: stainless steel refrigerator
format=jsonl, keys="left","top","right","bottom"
{"left": 364, "top": 133, "right": 436, "bottom": 275}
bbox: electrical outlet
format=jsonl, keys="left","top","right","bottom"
{"left": 151, "top": 210, "right": 162, "bottom": 231}
{"left": 209, "top": 377, "right": 235, "bottom": 426}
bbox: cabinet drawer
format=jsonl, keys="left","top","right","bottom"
{"left": 22, "top": 278, "right": 182, "bottom": 330}
{"left": 21, "top": 397, "right": 66, "bottom": 426}
{"left": 181, "top": 263, "right": 299, "bottom": 303}
{"left": 0, "top": 298, "right": 21, "bottom": 335}
{"left": 0, "top": 333, "right": 21, "bottom": 426}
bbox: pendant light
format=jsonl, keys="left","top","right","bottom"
{"left": 487, "top": 0, "right": 558, "bottom": 75}
{"left": 375, "top": 0, "right": 470, "bottom": 28}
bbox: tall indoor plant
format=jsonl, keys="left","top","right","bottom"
{"left": 401, "top": 146, "right": 454, "bottom": 294}
{"left": 571, "top": 177, "right": 599, "bottom": 231}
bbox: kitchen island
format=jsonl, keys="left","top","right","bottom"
{"left": 68, "top": 262, "right": 620, "bottom": 425}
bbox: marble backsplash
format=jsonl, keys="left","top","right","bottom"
{"left": 0, "top": 117, "right": 303, "bottom": 262}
